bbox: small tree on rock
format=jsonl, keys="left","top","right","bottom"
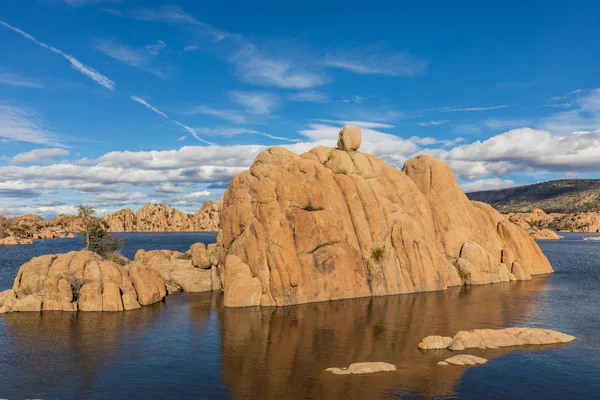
{"left": 77, "top": 204, "right": 125, "bottom": 257}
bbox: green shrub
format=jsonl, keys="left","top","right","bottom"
{"left": 371, "top": 246, "right": 386, "bottom": 263}
{"left": 455, "top": 264, "right": 472, "bottom": 284}
{"left": 177, "top": 252, "right": 193, "bottom": 260}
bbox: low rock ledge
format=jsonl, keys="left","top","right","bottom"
{"left": 418, "top": 328, "right": 576, "bottom": 351}
{"left": 325, "top": 362, "right": 396, "bottom": 375}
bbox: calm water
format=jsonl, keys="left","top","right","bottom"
{"left": 0, "top": 232, "right": 599, "bottom": 399}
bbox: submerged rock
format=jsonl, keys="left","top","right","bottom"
{"left": 419, "top": 328, "right": 576, "bottom": 351}
{"left": 437, "top": 355, "right": 488, "bottom": 366}
{"left": 325, "top": 362, "right": 396, "bottom": 375}
{"left": 220, "top": 125, "right": 553, "bottom": 307}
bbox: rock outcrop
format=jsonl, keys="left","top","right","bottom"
{"left": 417, "top": 328, "right": 576, "bottom": 351}
{"left": 133, "top": 246, "right": 220, "bottom": 293}
{"left": 1, "top": 202, "right": 221, "bottom": 245}
{"left": 508, "top": 208, "right": 600, "bottom": 233}
{"left": 0, "top": 236, "right": 34, "bottom": 246}
{"left": 325, "top": 362, "right": 396, "bottom": 375}
{"left": 0, "top": 251, "right": 149, "bottom": 313}
{"left": 103, "top": 202, "right": 221, "bottom": 232}
{"left": 437, "top": 355, "right": 488, "bottom": 366}
{"left": 0, "top": 241, "right": 221, "bottom": 314}
{"left": 584, "top": 236, "right": 600, "bottom": 241}
{"left": 219, "top": 125, "right": 554, "bottom": 307}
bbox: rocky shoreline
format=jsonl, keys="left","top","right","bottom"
{"left": 0, "top": 201, "right": 220, "bottom": 246}
{"left": 0, "top": 241, "right": 221, "bottom": 314}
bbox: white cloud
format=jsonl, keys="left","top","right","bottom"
{"left": 0, "top": 71, "right": 43, "bottom": 88}
{"left": 322, "top": 45, "right": 427, "bottom": 76}
{"left": 132, "top": 7, "right": 421, "bottom": 89}
{"left": 539, "top": 89, "right": 600, "bottom": 133}
{"left": 229, "top": 91, "right": 279, "bottom": 115}
{"left": 145, "top": 40, "right": 167, "bottom": 56}
{"left": 12, "top": 148, "right": 70, "bottom": 164}
{"left": 0, "top": 105, "right": 65, "bottom": 147}
{"left": 230, "top": 44, "right": 327, "bottom": 89}
{"left": 453, "top": 124, "right": 481, "bottom": 134}
{"left": 461, "top": 178, "right": 516, "bottom": 193}
{"left": 172, "top": 121, "right": 214, "bottom": 145}
{"left": 288, "top": 91, "right": 330, "bottom": 103}
{"left": 130, "top": 96, "right": 168, "bottom": 118}
{"left": 0, "top": 21, "right": 115, "bottom": 90}
{"left": 94, "top": 39, "right": 166, "bottom": 78}
{"left": 188, "top": 106, "right": 247, "bottom": 124}
{"left": 437, "top": 105, "right": 511, "bottom": 113}
{"left": 417, "top": 120, "right": 450, "bottom": 127}
{"left": 317, "top": 120, "right": 395, "bottom": 129}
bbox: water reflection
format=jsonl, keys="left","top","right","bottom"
{"left": 0, "top": 277, "right": 553, "bottom": 399}
{"left": 219, "top": 277, "right": 551, "bottom": 399}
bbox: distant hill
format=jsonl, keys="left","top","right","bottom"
{"left": 466, "top": 179, "right": 600, "bottom": 213}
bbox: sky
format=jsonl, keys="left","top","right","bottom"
{"left": 1, "top": 0, "right": 600, "bottom": 218}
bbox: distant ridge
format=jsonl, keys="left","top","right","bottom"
{"left": 466, "top": 179, "right": 600, "bottom": 213}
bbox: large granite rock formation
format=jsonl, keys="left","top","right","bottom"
{"left": 219, "top": 125, "right": 553, "bottom": 307}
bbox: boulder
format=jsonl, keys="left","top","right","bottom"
{"left": 438, "top": 355, "right": 488, "bottom": 366}
{"left": 419, "top": 328, "right": 575, "bottom": 351}
{"left": 129, "top": 264, "right": 166, "bottom": 306}
{"left": 190, "top": 243, "right": 211, "bottom": 269}
{"left": 418, "top": 335, "right": 454, "bottom": 350}
{"left": 336, "top": 124, "right": 362, "bottom": 151}
{"left": 134, "top": 248, "right": 213, "bottom": 293}
{"left": 325, "top": 362, "right": 396, "bottom": 375}
{"left": 219, "top": 128, "right": 553, "bottom": 307}
{"left": 531, "top": 229, "right": 563, "bottom": 240}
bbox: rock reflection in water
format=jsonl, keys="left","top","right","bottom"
{"left": 0, "top": 293, "right": 220, "bottom": 399}
{"left": 219, "top": 277, "right": 551, "bottom": 399}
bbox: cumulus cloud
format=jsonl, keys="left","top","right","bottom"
{"left": 0, "top": 21, "right": 115, "bottom": 90}
{"left": 12, "top": 148, "right": 70, "bottom": 164}
{"left": 461, "top": 178, "right": 516, "bottom": 193}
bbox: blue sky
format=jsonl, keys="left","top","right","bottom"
{"left": 1, "top": 0, "right": 600, "bottom": 217}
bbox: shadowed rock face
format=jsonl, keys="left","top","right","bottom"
{"left": 219, "top": 126, "right": 553, "bottom": 307}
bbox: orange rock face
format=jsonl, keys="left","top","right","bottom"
{"left": 219, "top": 125, "right": 553, "bottom": 307}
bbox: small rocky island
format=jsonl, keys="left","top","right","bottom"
{"left": 219, "top": 125, "right": 553, "bottom": 307}
{"left": 1, "top": 125, "right": 555, "bottom": 313}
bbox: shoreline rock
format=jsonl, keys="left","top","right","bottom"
{"left": 219, "top": 125, "right": 554, "bottom": 307}
{"left": 0, "top": 241, "right": 222, "bottom": 314}
{"left": 418, "top": 328, "right": 576, "bottom": 351}
{"left": 437, "top": 355, "right": 488, "bottom": 366}
{"left": 325, "top": 362, "right": 396, "bottom": 375}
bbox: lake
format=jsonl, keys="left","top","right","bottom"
{"left": 0, "top": 232, "right": 599, "bottom": 399}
